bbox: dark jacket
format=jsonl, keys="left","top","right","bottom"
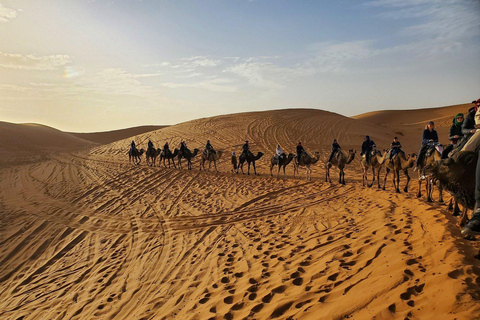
{"left": 391, "top": 141, "right": 401, "bottom": 149}
{"left": 331, "top": 142, "right": 341, "bottom": 152}
{"left": 361, "top": 140, "right": 376, "bottom": 154}
{"left": 242, "top": 143, "right": 249, "bottom": 153}
{"left": 421, "top": 129, "right": 438, "bottom": 145}
{"left": 163, "top": 143, "right": 169, "bottom": 152}
{"left": 206, "top": 141, "right": 213, "bottom": 150}
{"left": 448, "top": 123, "right": 464, "bottom": 141}
{"left": 296, "top": 145, "right": 305, "bottom": 155}
{"left": 462, "top": 107, "right": 476, "bottom": 137}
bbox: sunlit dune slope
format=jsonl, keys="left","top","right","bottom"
{"left": 68, "top": 125, "right": 168, "bottom": 145}
{"left": 0, "top": 122, "right": 96, "bottom": 167}
{"left": 101, "top": 109, "right": 394, "bottom": 158}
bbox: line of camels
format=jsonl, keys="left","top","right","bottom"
{"left": 128, "top": 144, "right": 476, "bottom": 229}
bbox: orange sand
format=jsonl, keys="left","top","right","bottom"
{"left": 0, "top": 106, "right": 479, "bottom": 320}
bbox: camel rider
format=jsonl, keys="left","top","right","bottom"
{"left": 327, "top": 139, "right": 341, "bottom": 163}
{"left": 163, "top": 142, "right": 169, "bottom": 154}
{"left": 296, "top": 142, "right": 305, "bottom": 164}
{"left": 130, "top": 140, "right": 137, "bottom": 154}
{"left": 180, "top": 141, "right": 187, "bottom": 154}
{"left": 148, "top": 140, "right": 154, "bottom": 152}
{"left": 449, "top": 113, "right": 464, "bottom": 145}
{"left": 461, "top": 148, "right": 480, "bottom": 237}
{"left": 442, "top": 113, "right": 464, "bottom": 158}
{"left": 361, "top": 136, "right": 376, "bottom": 165}
{"left": 242, "top": 140, "right": 250, "bottom": 157}
{"left": 205, "top": 140, "right": 216, "bottom": 157}
{"left": 275, "top": 144, "right": 286, "bottom": 163}
{"left": 414, "top": 121, "right": 439, "bottom": 171}
{"left": 461, "top": 98, "right": 480, "bottom": 152}
{"left": 390, "top": 137, "right": 402, "bottom": 160}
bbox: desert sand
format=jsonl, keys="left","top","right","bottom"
{"left": 0, "top": 105, "right": 479, "bottom": 320}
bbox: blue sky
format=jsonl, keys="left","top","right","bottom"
{"left": 0, "top": 0, "right": 479, "bottom": 131}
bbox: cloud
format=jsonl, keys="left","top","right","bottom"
{"left": 0, "top": 4, "right": 17, "bottom": 22}
{"left": 0, "top": 52, "right": 72, "bottom": 70}
{"left": 303, "top": 41, "right": 377, "bottom": 74}
{"left": 161, "top": 77, "right": 237, "bottom": 92}
{"left": 223, "top": 61, "right": 284, "bottom": 89}
{"left": 365, "top": 0, "right": 480, "bottom": 40}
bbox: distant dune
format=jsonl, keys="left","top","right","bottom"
{"left": 353, "top": 103, "right": 472, "bottom": 149}
{"left": 103, "top": 109, "right": 394, "bottom": 159}
{"left": 0, "top": 122, "right": 96, "bottom": 167}
{"left": 68, "top": 125, "right": 168, "bottom": 145}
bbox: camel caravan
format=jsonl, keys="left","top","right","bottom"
{"left": 127, "top": 97, "right": 480, "bottom": 240}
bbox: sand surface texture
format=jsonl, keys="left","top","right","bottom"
{"left": 0, "top": 107, "right": 479, "bottom": 320}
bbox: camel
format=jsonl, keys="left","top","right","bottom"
{"left": 360, "top": 149, "right": 386, "bottom": 188}
{"left": 128, "top": 148, "right": 144, "bottom": 165}
{"left": 199, "top": 150, "right": 223, "bottom": 172}
{"left": 416, "top": 145, "right": 444, "bottom": 202}
{"left": 270, "top": 153, "right": 295, "bottom": 178}
{"left": 383, "top": 152, "right": 417, "bottom": 193}
{"left": 293, "top": 151, "right": 320, "bottom": 181}
{"left": 325, "top": 149, "right": 356, "bottom": 185}
{"left": 238, "top": 151, "right": 264, "bottom": 175}
{"left": 159, "top": 148, "right": 178, "bottom": 168}
{"left": 177, "top": 148, "right": 200, "bottom": 170}
{"left": 423, "top": 151, "right": 476, "bottom": 229}
{"left": 146, "top": 148, "right": 161, "bottom": 166}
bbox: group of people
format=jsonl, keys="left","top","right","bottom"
{"left": 130, "top": 99, "right": 480, "bottom": 237}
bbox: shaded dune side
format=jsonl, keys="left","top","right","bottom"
{"left": 68, "top": 125, "right": 168, "bottom": 145}
{"left": 0, "top": 122, "right": 96, "bottom": 167}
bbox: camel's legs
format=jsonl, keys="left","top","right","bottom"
{"left": 417, "top": 176, "right": 422, "bottom": 198}
{"left": 382, "top": 167, "right": 389, "bottom": 190}
{"left": 403, "top": 170, "right": 410, "bottom": 192}
{"left": 283, "top": 165, "right": 286, "bottom": 178}
{"left": 377, "top": 168, "right": 382, "bottom": 188}
{"left": 437, "top": 184, "right": 444, "bottom": 203}
{"left": 459, "top": 207, "right": 469, "bottom": 226}
{"left": 253, "top": 162, "right": 257, "bottom": 175}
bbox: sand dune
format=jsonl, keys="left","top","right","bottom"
{"left": 354, "top": 103, "right": 473, "bottom": 150}
{"left": 0, "top": 122, "right": 96, "bottom": 167}
{"left": 0, "top": 107, "right": 479, "bottom": 320}
{"left": 69, "top": 125, "right": 168, "bottom": 145}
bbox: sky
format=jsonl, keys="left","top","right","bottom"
{"left": 0, "top": 0, "right": 479, "bottom": 132}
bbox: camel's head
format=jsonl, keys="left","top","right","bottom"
{"left": 346, "top": 149, "right": 356, "bottom": 164}
{"left": 287, "top": 153, "right": 295, "bottom": 160}
{"left": 257, "top": 152, "right": 264, "bottom": 159}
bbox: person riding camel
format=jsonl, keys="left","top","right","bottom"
{"left": 147, "top": 139, "right": 154, "bottom": 152}
{"left": 414, "top": 121, "right": 439, "bottom": 171}
{"left": 361, "top": 135, "right": 376, "bottom": 165}
{"left": 242, "top": 140, "right": 250, "bottom": 157}
{"left": 130, "top": 140, "right": 137, "bottom": 154}
{"left": 180, "top": 141, "right": 188, "bottom": 155}
{"left": 163, "top": 142, "right": 170, "bottom": 154}
{"left": 461, "top": 98, "right": 480, "bottom": 152}
{"left": 296, "top": 142, "right": 305, "bottom": 164}
{"left": 389, "top": 137, "right": 402, "bottom": 160}
{"left": 442, "top": 113, "right": 464, "bottom": 158}
{"left": 327, "top": 139, "right": 341, "bottom": 163}
{"left": 275, "top": 144, "right": 286, "bottom": 164}
{"left": 205, "top": 140, "right": 216, "bottom": 158}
